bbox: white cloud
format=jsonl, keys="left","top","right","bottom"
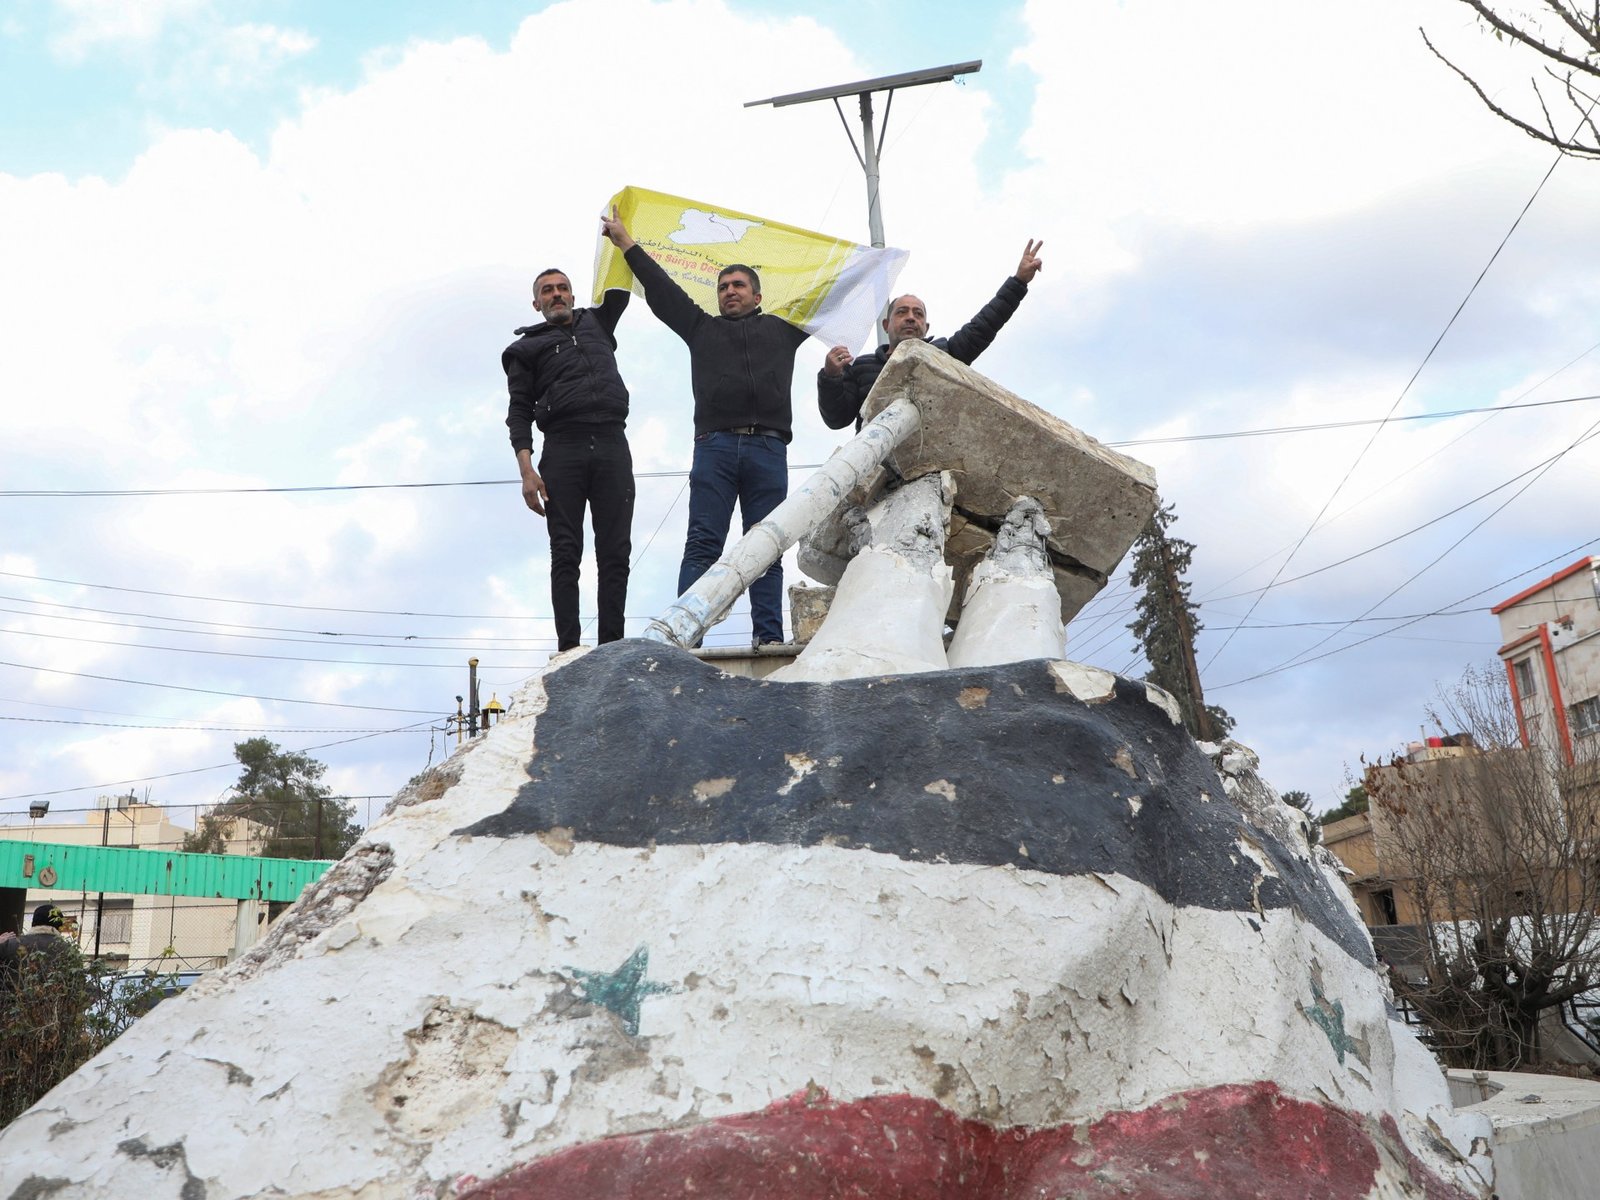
{"left": 50, "top": 0, "right": 209, "bottom": 60}
{"left": 9, "top": 0, "right": 1600, "bottom": 818}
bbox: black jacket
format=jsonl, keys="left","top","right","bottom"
{"left": 624, "top": 244, "right": 809, "bottom": 441}
{"left": 817, "top": 275, "right": 1029, "bottom": 430}
{"left": 503, "top": 290, "right": 630, "bottom": 454}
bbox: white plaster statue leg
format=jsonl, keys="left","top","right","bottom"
{"left": 946, "top": 496, "right": 1066, "bottom": 668}
{"left": 770, "top": 474, "right": 954, "bottom": 682}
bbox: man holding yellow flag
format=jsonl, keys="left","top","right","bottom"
{"left": 602, "top": 204, "right": 815, "bottom": 647}
{"left": 502, "top": 269, "right": 634, "bottom": 653}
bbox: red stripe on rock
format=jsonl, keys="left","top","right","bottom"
{"left": 459, "top": 1081, "right": 1471, "bottom": 1199}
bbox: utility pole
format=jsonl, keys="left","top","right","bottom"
{"left": 745, "top": 60, "right": 981, "bottom": 251}
{"left": 93, "top": 798, "right": 110, "bottom": 961}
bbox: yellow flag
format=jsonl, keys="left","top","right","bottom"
{"left": 594, "top": 185, "right": 908, "bottom": 350}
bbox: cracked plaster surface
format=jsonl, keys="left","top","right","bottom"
{"left": 0, "top": 654, "right": 1491, "bottom": 1199}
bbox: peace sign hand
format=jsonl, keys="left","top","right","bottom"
{"left": 1015, "top": 238, "right": 1044, "bottom": 284}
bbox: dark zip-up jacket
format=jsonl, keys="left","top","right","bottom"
{"left": 503, "top": 290, "right": 630, "bottom": 454}
{"left": 624, "top": 243, "right": 809, "bottom": 442}
{"left": 817, "top": 275, "right": 1030, "bottom": 430}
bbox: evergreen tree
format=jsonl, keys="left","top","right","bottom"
{"left": 1318, "top": 784, "right": 1369, "bottom": 826}
{"left": 1127, "top": 501, "right": 1234, "bottom": 742}
{"left": 183, "top": 739, "right": 360, "bottom": 860}
{"left": 1280, "top": 790, "right": 1314, "bottom": 812}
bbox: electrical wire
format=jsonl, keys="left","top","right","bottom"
{"left": 1213, "top": 535, "right": 1600, "bottom": 690}
{"left": 6, "top": 392, "right": 1597, "bottom": 503}
{"left": 1198, "top": 430, "right": 1600, "bottom": 605}
{"left": 0, "top": 625, "right": 551, "bottom": 670}
{"left": 0, "top": 720, "right": 439, "bottom": 803}
{"left": 0, "top": 656, "right": 445, "bottom": 715}
{"left": 1235, "top": 415, "right": 1600, "bottom": 683}
{"left": 1201, "top": 141, "right": 1576, "bottom": 673}
{"left": 0, "top": 716, "right": 418, "bottom": 733}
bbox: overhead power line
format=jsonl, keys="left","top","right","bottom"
{"left": 1201, "top": 140, "right": 1575, "bottom": 674}
{"left": 0, "top": 594, "right": 556, "bottom": 646}
{"left": 0, "top": 625, "right": 552, "bottom": 670}
{"left": 0, "top": 656, "right": 445, "bottom": 715}
{"left": 1197, "top": 431, "right": 1600, "bottom": 604}
{"left": 0, "top": 716, "right": 418, "bottom": 734}
{"left": 1234, "top": 415, "right": 1600, "bottom": 682}
{"left": 5, "top": 392, "right": 1597, "bottom": 502}
{"left": 0, "top": 720, "right": 438, "bottom": 803}
{"left": 1212, "top": 535, "right": 1600, "bottom": 690}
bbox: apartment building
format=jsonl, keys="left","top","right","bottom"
{"left": 1493, "top": 555, "right": 1600, "bottom": 763}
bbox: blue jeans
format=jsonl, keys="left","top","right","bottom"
{"left": 678, "top": 431, "right": 787, "bottom": 644}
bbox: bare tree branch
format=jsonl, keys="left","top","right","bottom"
{"left": 1538, "top": 0, "right": 1600, "bottom": 55}
{"left": 1423, "top": 4, "right": 1600, "bottom": 158}
{"left": 1457, "top": 0, "right": 1600, "bottom": 76}
{"left": 1422, "top": 29, "right": 1600, "bottom": 156}
{"left": 1367, "top": 665, "right": 1600, "bottom": 1068}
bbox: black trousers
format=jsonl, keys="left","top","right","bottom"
{"left": 539, "top": 428, "right": 635, "bottom": 651}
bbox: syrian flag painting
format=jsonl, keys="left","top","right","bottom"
{"left": 0, "top": 642, "right": 1492, "bottom": 1199}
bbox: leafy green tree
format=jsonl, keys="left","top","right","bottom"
{"left": 1127, "top": 501, "right": 1234, "bottom": 742}
{"left": 184, "top": 739, "right": 360, "bottom": 860}
{"left": 1280, "top": 790, "right": 1314, "bottom": 812}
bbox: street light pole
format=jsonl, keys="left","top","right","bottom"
{"left": 859, "top": 93, "right": 884, "bottom": 249}
{"left": 745, "top": 60, "right": 981, "bottom": 252}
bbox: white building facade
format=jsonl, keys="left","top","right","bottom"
{"left": 1494, "top": 556, "right": 1600, "bottom": 763}
{"left": 0, "top": 799, "right": 279, "bottom": 971}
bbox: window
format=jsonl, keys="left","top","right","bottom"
{"left": 1372, "top": 888, "right": 1398, "bottom": 926}
{"left": 1513, "top": 657, "right": 1537, "bottom": 699}
{"left": 1572, "top": 696, "right": 1600, "bottom": 739}
{"left": 95, "top": 901, "right": 133, "bottom": 946}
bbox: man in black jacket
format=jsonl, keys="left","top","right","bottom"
{"left": 503, "top": 269, "right": 634, "bottom": 652}
{"left": 601, "top": 208, "right": 809, "bottom": 647}
{"left": 818, "top": 239, "right": 1044, "bottom": 430}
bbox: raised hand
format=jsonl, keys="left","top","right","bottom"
{"left": 600, "top": 205, "right": 635, "bottom": 251}
{"left": 1015, "top": 238, "right": 1044, "bottom": 284}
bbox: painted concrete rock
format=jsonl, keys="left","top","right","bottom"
{"left": 0, "top": 642, "right": 1492, "bottom": 1199}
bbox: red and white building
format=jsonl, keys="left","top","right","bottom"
{"left": 1493, "top": 556, "right": 1600, "bottom": 763}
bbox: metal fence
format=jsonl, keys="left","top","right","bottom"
{"left": 2, "top": 797, "right": 327, "bottom": 975}
{"left": 35, "top": 893, "right": 278, "bottom": 975}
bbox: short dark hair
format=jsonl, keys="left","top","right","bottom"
{"left": 718, "top": 263, "right": 760, "bottom": 293}
{"left": 31, "top": 904, "right": 65, "bottom": 929}
{"left": 532, "top": 268, "right": 569, "bottom": 293}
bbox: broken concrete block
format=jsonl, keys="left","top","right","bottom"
{"left": 801, "top": 340, "right": 1157, "bottom": 627}
{"left": 787, "top": 583, "right": 834, "bottom": 645}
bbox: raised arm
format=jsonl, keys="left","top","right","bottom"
{"left": 944, "top": 238, "right": 1042, "bottom": 365}
{"left": 592, "top": 285, "right": 630, "bottom": 339}
{"left": 602, "top": 205, "right": 705, "bottom": 343}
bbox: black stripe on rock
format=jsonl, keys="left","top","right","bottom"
{"left": 459, "top": 641, "right": 1372, "bottom": 965}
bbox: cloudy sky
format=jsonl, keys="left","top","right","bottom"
{"left": 4, "top": 0, "right": 1598, "bottom": 835}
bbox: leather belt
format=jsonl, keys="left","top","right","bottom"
{"left": 723, "top": 425, "right": 783, "bottom": 437}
